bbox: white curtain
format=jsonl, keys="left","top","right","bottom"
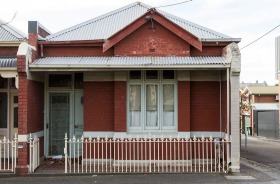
{"left": 129, "top": 85, "right": 141, "bottom": 127}
{"left": 146, "top": 85, "right": 158, "bottom": 127}
{"left": 163, "top": 84, "right": 174, "bottom": 126}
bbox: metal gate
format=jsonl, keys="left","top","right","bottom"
{"left": 256, "top": 110, "right": 279, "bottom": 139}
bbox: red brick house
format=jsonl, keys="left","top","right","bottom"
{"left": 0, "top": 19, "right": 26, "bottom": 141}
{"left": 249, "top": 86, "right": 279, "bottom": 138}
{"left": 14, "top": 2, "right": 241, "bottom": 174}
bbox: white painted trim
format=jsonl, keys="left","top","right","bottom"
{"left": 18, "top": 130, "right": 44, "bottom": 142}
{"left": 114, "top": 71, "right": 128, "bottom": 81}
{"left": 190, "top": 132, "right": 225, "bottom": 138}
{"left": 18, "top": 134, "right": 28, "bottom": 142}
{"left": 0, "top": 71, "right": 19, "bottom": 88}
{"left": 0, "top": 71, "right": 17, "bottom": 78}
{"left": 33, "top": 130, "right": 44, "bottom": 138}
{"left": 190, "top": 70, "right": 221, "bottom": 81}
{"left": 83, "top": 131, "right": 224, "bottom": 138}
{"left": 81, "top": 159, "right": 192, "bottom": 166}
{"left": 84, "top": 71, "right": 114, "bottom": 81}
{"left": 177, "top": 70, "right": 190, "bottom": 81}
{"left": 83, "top": 131, "right": 114, "bottom": 138}
{"left": 112, "top": 160, "right": 192, "bottom": 166}
{"left": 17, "top": 42, "right": 36, "bottom": 56}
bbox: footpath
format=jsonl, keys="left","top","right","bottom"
{"left": 1, "top": 136, "right": 280, "bottom": 184}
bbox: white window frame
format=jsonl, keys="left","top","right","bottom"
{"left": 127, "top": 71, "right": 177, "bottom": 132}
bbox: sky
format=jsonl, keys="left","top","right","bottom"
{"left": 1, "top": 0, "right": 280, "bottom": 85}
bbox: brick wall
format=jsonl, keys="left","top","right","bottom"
{"left": 17, "top": 72, "right": 29, "bottom": 175}
{"left": 0, "top": 47, "right": 18, "bottom": 55}
{"left": 252, "top": 95, "right": 277, "bottom": 103}
{"left": 17, "top": 55, "right": 26, "bottom": 73}
{"left": 28, "top": 33, "right": 38, "bottom": 48}
{"left": 18, "top": 73, "right": 28, "bottom": 135}
{"left": 84, "top": 82, "right": 114, "bottom": 131}
{"left": 190, "top": 81, "right": 220, "bottom": 131}
{"left": 27, "top": 80, "right": 44, "bottom": 133}
{"left": 190, "top": 46, "right": 224, "bottom": 56}
{"left": 114, "top": 21, "right": 190, "bottom": 56}
{"left": 178, "top": 81, "right": 190, "bottom": 132}
{"left": 17, "top": 51, "right": 45, "bottom": 174}
{"left": 114, "top": 81, "right": 126, "bottom": 132}
{"left": 43, "top": 46, "right": 114, "bottom": 56}
{"left": 17, "top": 60, "right": 44, "bottom": 134}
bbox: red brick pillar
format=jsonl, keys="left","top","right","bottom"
{"left": 114, "top": 81, "right": 126, "bottom": 132}
{"left": 178, "top": 81, "right": 190, "bottom": 132}
{"left": 28, "top": 33, "right": 38, "bottom": 59}
{"left": 16, "top": 55, "right": 29, "bottom": 175}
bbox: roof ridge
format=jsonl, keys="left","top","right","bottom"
{"left": 46, "top": 2, "right": 151, "bottom": 41}
{"left": 0, "top": 19, "right": 26, "bottom": 41}
{"left": 44, "top": 2, "right": 236, "bottom": 42}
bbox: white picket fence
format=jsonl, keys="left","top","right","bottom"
{"left": 0, "top": 135, "right": 18, "bottom": 173}
{"left": 64, "top": 134, "right": 231, "bottom": 174}
{"left": 29, "top": 134, "right": 40, "bottom": 173}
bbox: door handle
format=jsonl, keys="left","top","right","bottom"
{"left": 74, "top": 124, "right": 79, "bottom": 128}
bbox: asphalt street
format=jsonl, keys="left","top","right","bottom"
{"left": 241, "top": 136, "right": 280, "bottom": 171}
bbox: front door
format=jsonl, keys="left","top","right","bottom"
{"left": 48, "top": 91, "right": 84, "bottom": 156}
{"left": 49, "top": 93, "right": 70, "bottom": 155}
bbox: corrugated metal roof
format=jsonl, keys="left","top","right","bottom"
{"left": 0, "top": 57, "right": 17, "bottom": 67}
{"left": 251, "top": 103, "right": 278, "bottom": 110}
{"left": 45, "top": 2, "right": 237, "bottom": 42}
{"left": 249, "top": 86, "right": 278, "bottom": 95}
{"left": 30, "top": 56, "right": 228, "bottom": 68}
{"left": 0, "top": 19, "right": 26, "bottom": 41}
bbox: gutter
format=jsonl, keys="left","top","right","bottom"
{"left": 37, "top": 40, "right": 105, "bottom": 45}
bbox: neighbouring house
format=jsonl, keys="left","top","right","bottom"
{"left": 239, "top": 81, "right": 278, "bottom": 137}
{"left": 240, "top": 86, "right": 251, "bottom": 134}
{"left": 240, "top": 81, "right": 267, "bottom": 89}
{"left": 0, "top": 19, "right": 26, "bottom": 141}
{"left": 249, "top": 86, "right": 279, "bottom": 138}
{"left": 12, "top": 2, "right": 241, "bottom": 175}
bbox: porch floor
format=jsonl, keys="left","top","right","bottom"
{"left": 34, "top": 158, "right": 65, "bottom": 174}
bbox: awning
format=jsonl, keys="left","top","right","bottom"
{"left": 251, "top": 103, "right": 279, "bottom": 110}
{"left": 0, "top": 57, "right": 18, "bottom": 88}
{"left": 0, "top": 57, "right": 16, "bottom": 68}
{"left": 29, "top": 56, "right": 230, "bottom": 71}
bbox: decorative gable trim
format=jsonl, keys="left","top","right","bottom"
{"left": 103, "top": 11, "right": 149, "bottom": 52}
{"left": 150, "top": 9, "right": 202, "bottom": 51}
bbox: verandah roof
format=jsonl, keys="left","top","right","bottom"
{"left": 29, "top": 56, "right": 230, "bottom": 71}
{"left": 0, "top": 57, "right": 17, "bottom": 68}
